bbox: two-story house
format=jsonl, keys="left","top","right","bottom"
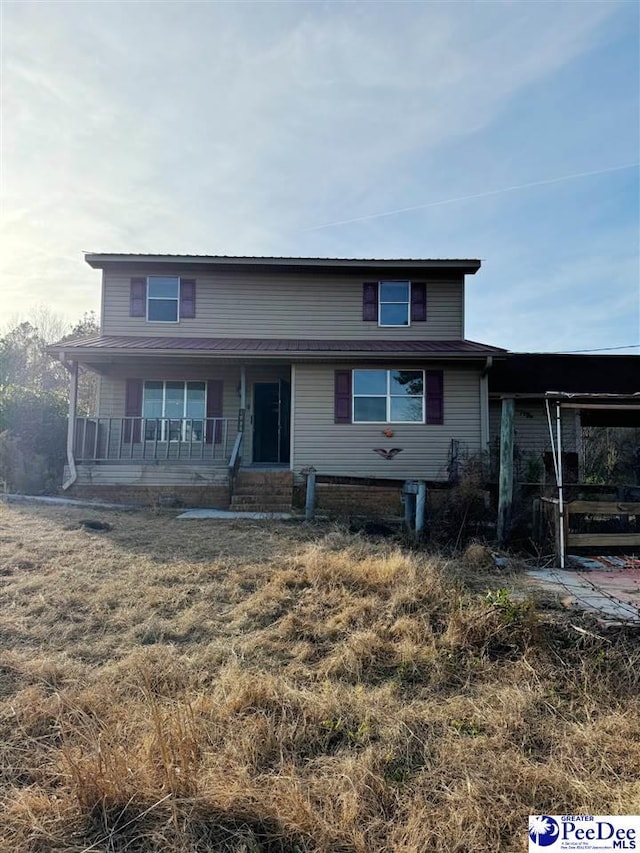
{"left": 50, "top": 254, "right": 506, "bottom": 511}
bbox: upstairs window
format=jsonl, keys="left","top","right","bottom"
{"left": 379, "top": 282, "right": 410, "bottom": 326}
{"left": 353, "top": 369, "right": 424, "bottom": 423}
{"left": 147, "top": 276, "right": 180, "bottom": 321}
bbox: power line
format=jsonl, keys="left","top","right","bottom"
{"left": 549, "top": 344, "right": 640, "bottom": 354}
{"left": 303, "top": 162, "right": 640, "bottom": 231}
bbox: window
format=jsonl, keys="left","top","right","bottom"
{"left": 353, "top": 369, "right": 424, "bottom": 423}
{"left": 147, "top": 276, "right": 180, "bottom": 321}
{"left": 142, "top": 381, "right": 206, "bottom": 440}
{"left": 379, "top": 281, "right": 410, "bottom": 326}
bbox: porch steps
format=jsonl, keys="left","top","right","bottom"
{"left": 230, "top": 470, "right": 294, "bottom": 513}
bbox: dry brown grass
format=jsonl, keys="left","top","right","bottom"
{"left": 0, "top": 503, "right": 639, "bottom": 852}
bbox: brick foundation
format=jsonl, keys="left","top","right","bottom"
{"left": 67, "top": 484, "right": 230, "bottom": 509}
{"left": 310, "top": 483, "right": 403, "bottom": 517}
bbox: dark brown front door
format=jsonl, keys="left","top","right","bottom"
{"left": 253, "top": 381, "right": 290, "bottom": 464}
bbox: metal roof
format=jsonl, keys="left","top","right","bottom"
{"left": 51, "top": 334, "right": 504, "bottom": 357}
{"left": 489, "top": 353, "right": 640, "bottom": 395}
{"left": 84, "top": 253, "right": 482, "bottom": 274}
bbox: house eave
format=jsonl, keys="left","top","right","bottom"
{"left": 84, "top": 253, "right": 482, "bottom": 276}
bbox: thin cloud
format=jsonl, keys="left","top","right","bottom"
{"left": 302, "top": 163, "right": 640, "bottom": 231}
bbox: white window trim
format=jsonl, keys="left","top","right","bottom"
{"left": 352, "top": 369, "right": 425, "bottom": 424}
{"left": 378, "top": 280, "right": 411, "bottom": 328}
{"left": 142, "top": 380, "right": 207, "bottom": 441}
{"left": 146, "top": 276, "right": 180, "bottom": 323}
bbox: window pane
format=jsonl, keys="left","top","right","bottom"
{"left": 390, "top": 370, "right": 423, "bottom": 396}
{"left": 143, "top": 382, "right": 163, "bottom": 419}
{"left": 380, "top": 282, "right": 409, "bottom": 302}
{"left": 391, "top": 397, "right": 423, "bottom": 422}
{"left": 148, "top": 299, "right": 178, "bottom": 321}
{"left": 165, "top": 382, "right": 184, "bottom": 418}
{"left": 148, "top": 277, "right": 179, "bottom": 299}
{"left": 380, "top": 303, "right": 409, "bottom": 326}
{"left": 186, "top": 382, "right": 206, "bottom": 418}
{"left": 353, "top": 370, "right": 387, "bottom": 395}
{"left": 354, "top": 397, "right": 386, "bottom": 422}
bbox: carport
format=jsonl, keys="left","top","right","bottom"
{"left": 543, "top": 391, "right": 640, "bottom": 568}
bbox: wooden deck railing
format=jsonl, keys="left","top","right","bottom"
{"left": 538, "top": 497, "right": 640, "bottom": 560}
{"left": 73, "top": 417, "right": 231, "bottom": 462}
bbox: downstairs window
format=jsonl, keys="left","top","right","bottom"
{"left": 352, "top": 369, "right": 424, "bottom": 423}
{"left": 142, "top": 381, "right": 206, "bottom": 440}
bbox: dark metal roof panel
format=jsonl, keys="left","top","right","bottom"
{"left": 84, "top": 253, "right": 482, "bottom": 274}
{"left": 52, "top": 335, "right": 505, "bottom": 355}
{"left": 490, "top": 354, "right": 640, "bottom": 395}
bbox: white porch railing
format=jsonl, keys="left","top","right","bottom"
{"left": 73, "top": 417, "right": 231, "bottom": 462}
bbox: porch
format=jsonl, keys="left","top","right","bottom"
{"left": 64, "top": 359, "right": 292, "bottom": 478}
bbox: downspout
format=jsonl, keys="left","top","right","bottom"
{"left": 62, "top": 359, "right": 79, "bottom": 490}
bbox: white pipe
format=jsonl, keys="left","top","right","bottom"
{"left": 556, "top": 401, "right": 565, "bottom": 569}
{"left": 545, "top": 398, "right": 559, "bottom": 484}
{"left": 415, "top": 481, "right": 426, "bottom": 536}
{"left": 62, "top": 361, "right": 79, "bottom": 490}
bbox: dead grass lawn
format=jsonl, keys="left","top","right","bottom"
{"left": 0, "top": 504, "right": 638, "bottom": 852}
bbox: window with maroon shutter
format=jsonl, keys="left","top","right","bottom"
{"left": 205, "top": 380, "right": 224, "bottom": 443}
{"left": 334, "top": 370, "right": 352, "bottom": 423}
{"left": 425, "top": 370, "right": 444, "bottom": 424}
{"left": 180, "top": 279, "right": 196, "bottom": 318}
{"left": 362, "top": 283, "right": 378, "bottom": 321}
{"left": 130, "top": 278, "right": 146, "bottom": 317}
{"left": 410, "top": 282, "right": 427, "bottom": 322}
{"left": 124, "top": 379, "right": 143, "bottom": 442}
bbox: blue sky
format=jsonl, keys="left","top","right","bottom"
{"left": 2, "top": 0, "right": 639, "bottom": 352}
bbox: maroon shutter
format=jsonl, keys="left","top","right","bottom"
{"left": 206, "top": 379, "right": 224, "bottom": 443}
{"left": 425, "top": 370, "right": 444, "bottom": 425}
{"left": 410, "top": 282, "right": 427, "bottom": 322}
{"left": 180, "top": 278, "right": 196, "bottom": 319}
{"left": 130, "top": 278, "right": 146, "bottom": 317}
{"left": 362, "top": 282, "right": 378, "bottom": 321}
{"left": 125, "top": 379, "right": 143, "bottom": 442}
{"left": 334, "top": 370, "right": 352, "bottom": 424}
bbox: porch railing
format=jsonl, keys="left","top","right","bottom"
{"left": 73, "top": 417, "right": 231, "bottom": 462}
{"left": 228, "top": 408, "right": 246, "bottom": 501}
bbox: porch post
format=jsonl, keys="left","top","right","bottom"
{"left": 62, "top": 360, "right": 79, "bottom": 490}
{"left": 240, "top": 365, "right": 246, "bottom": 410}
{"left": 497, "top": 396, "right": 515, "bottom": 546}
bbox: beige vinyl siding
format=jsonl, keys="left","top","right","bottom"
{"left": 488, "top": 400, "right": 579, "bottom": 454}
{"left": 292, "top": 363, "right": 482, "bottom": 481}
{"left": 69, "top": 464, "right": 228, "bottom": 486}
{"left": 102, "top": 272, "right": 465, "bottom": 340}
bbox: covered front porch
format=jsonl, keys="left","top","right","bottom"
{"left": 62, "top": 356, "right": 292, "bottom": 495}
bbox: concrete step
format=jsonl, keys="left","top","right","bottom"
{"left": 232, "top": 487, "right": 293, "bottom": 497}
{"left": 236, "top": 472, "right": 294, "bottom": 486}
{"left": 231, "top": 494, "right": 292, "bottom": 506}
{"left": 230, "top": 501, "right": 292, "bottom": 510}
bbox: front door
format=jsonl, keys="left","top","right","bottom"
{"left": 253, "top": 381, "right": 290, "bottom": 464}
